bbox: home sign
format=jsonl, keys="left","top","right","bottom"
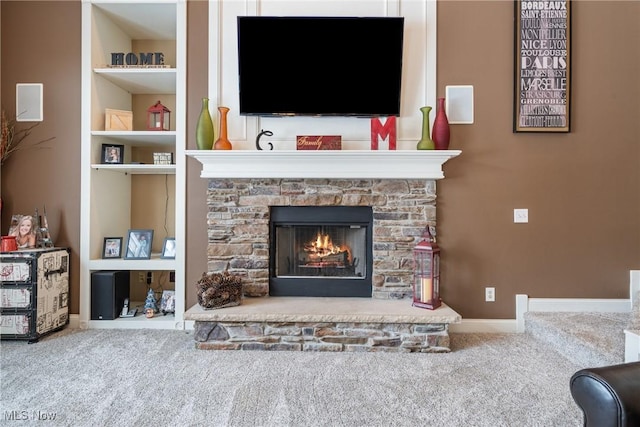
{"left": 109, "top": 52, "right": 166, "bottom": 68}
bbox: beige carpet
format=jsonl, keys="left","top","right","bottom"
{"left": 1, "top": 328, "right": 583, "bottom": 426}
{"left": 525, "top": 311, "right": 628, "bottom": 367}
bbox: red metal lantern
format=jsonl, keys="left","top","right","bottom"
{"left": 146, "top": 100, "right": 171, "bottom": 131}
{"left": 412, "top": 226, "right": 441, "bottom": 310}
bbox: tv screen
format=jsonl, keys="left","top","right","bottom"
{"left": 237, "top": 16, "right": 404, "bottom": 117}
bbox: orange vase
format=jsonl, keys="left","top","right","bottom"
{"left": 214, "top": 106, "right": 232, "bottom": 150}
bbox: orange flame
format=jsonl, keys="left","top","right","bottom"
{"left": 304, "top": 232, "right": 351, "bottom": 262}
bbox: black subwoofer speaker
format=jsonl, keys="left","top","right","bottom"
{"left": 91, "top": 270, "right": 130, "bottom": 320}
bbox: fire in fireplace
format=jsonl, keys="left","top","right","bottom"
{"left": 269, "top": 206, "right": 373, "bottom": 297}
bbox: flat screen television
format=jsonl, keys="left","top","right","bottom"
{"left": 237, "top": 16, "right": 404, "bottom": 117}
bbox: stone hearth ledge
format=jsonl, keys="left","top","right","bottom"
{"left": 185, "top": 297, "right": 461, "bottom": 324}
{"left": 185, "top": 298, "right": 462, "bottom": 352}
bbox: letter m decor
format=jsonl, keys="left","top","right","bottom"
{"left": 370, "top": 117, "right": 396, "bottom": 150}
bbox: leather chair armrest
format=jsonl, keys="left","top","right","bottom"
{"left": 570, "top": 361, "right": 640, "bottom": 427}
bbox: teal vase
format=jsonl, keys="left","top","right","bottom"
{"left": 196, "top": 98, "right": 214, "bottom": 150}
{"left": 416, "top": 106, "right": 435, "bottom": 150}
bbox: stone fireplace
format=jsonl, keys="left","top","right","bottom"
{"left": 185, "top": 150, "right": 462, "bottom": 352}
{"left": 207, "top": 177, "right": 437, "bottom": 300}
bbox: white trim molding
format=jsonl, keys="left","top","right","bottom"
{"left": 70, "top": 271, "right": 640, "bottom": 336}
{"left": 624, "top": 270, "right": 640, "bottom": 362}
{"left": 208, "top": 0, "right": 438, "bottom": 150}
{"left": 186, "top": 149, "right": 461, "bottom": 180}
{"left": 449, "top": 319, "right": 517, "bottom": 334}
{"left": 453, "top": 270, "right": 640, "bottom": 335}
{"left": 624, "top": 330, "right": 640, "bottom": 362}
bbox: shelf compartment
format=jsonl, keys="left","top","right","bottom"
{"left": 91, "top": 164, "right": 176, "bottom": 174}
{"left": 92, "top": 131, "right": 176, "bottom": 146}
{"left": 94, "top": 68, "right": 176, "bottom": 94}
{"left": 89, "top": 256, "right": 176, "bottom": 271}
{"left": 81, "top": 0, "right": 186, "bottom": 332}
{"left": 92, "top": 2, "right": 177, "bottom": 40}
{"left": 84, "top": 317, "right": 179, "bottom": 330}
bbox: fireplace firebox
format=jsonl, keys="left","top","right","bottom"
{"left": 269, "top": 206, "right": 373, "bottom": 297}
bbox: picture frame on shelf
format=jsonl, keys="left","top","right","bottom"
{"left": 102, "top": 237, "right": 122, "bottom": 259}
{"left": 101, "top": 144, "right": 124, "bottom": 164}
{"left": 161, "top": 237, "right": 176, "bottom": 259}
{"left": 160, "top": 290, "right": 176, "bottom": 314}
{"left": 7, "top": 214, "right": 37, "bottom": 250}
{"left": 124, "top": 229, "right": 153, "bottom": 260}
{"left": 153, "top": 152, "right": 174, "bottom": 165}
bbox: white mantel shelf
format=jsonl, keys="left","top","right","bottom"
{"left": 185, "top": 150, "right": 461, "bottom": 179}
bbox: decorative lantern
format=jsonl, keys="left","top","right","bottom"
{"left": 146, "top": 100, "right": 171, "bottom": 131}
{"left": 412, "top": 225, "right": 441, "bottom": 310}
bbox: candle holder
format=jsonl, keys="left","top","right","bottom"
{"left": 412, "top": 225, "right": 441, "bottom": 310}
{"left": 146, "top": 100, "right": 171, "bottom": 131}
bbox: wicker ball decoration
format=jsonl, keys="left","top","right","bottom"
{"left": 195, "top": 271, "right": 243, "bottom": 309}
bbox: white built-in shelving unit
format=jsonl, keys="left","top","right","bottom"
{"left": 80, "top": 0, "right": 186, "bottom": 329}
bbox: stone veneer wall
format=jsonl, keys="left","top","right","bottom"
{"left": 194, "top": 321, "right": 451, "bottom": 352}
{"left": 207, "top": 178, "right": 437, "bottom": 299}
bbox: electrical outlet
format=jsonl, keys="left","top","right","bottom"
{"left": 169, "top": 272, "right": 175, "bottom": 282}
{"left": 147, "top": 271, "right": 153, "bottom": 284}
{"left": 485, "top": 287, "right": 496, "bottom": 302}
{"left": 138, "top": 272, "right": 145, "bottom": 283}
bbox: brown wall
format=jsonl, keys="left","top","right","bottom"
{"left": 1, "top": 1, "right": 82, "bottom": 313}
{"left": 185, "top": 0, "right": 210, "bottom": 311}
{"left": 2, "top": 1, "right": 638, "bottom": 320}
{"left": 437, "top": 0, "right": 639, "bottom": 317}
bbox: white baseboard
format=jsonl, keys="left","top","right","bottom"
{"left": 452, "top": 270, "right": 640, "bottom": 334}
{"left": 624, "top": 329, "right": 640, "bottom": 363}
{"left": 69, "top": 314, "right": 80, "bottom": 329}
{"left": 525, "top": 298, "right": 631, "bottom": 313}
{"left": 66, "top": 271, "right": 640, "bottom": 336}
{"left": 449, "top": 319, "right": 517, "bottom": 334}
{"left": 631, "top": 270, "right": 640, "bottom": 306}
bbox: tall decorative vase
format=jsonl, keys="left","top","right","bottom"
{"left": 416, "top": 106, "right": 435, "bottom": 150}
{"left": 432, "top": 97, "right": 450, "bottom": 150}
{"left": 195, "top": 98, "right": 214, "bottom": 150}
{"left": 214, "top": 106, "right": 232, "bottom": 150}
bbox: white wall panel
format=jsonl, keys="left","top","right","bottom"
{"left": 209, "top": 0, "right": 436, "bottom": 150}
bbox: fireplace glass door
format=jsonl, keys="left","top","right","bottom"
{"left": 270, "top": 206, "right": 373, "bottom": 297}
{"left": 275, "top": 225, "right": 367, "bottom": 279}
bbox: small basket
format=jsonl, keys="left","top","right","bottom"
{"left": 195, "top": 271, "right": 243, "bottom": 310}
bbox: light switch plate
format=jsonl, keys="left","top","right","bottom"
{"left": 514, "top": 209, "right": 529, "bottom": 223}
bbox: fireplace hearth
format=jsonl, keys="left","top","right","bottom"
{"left": 270, "top": 206, "right": 373, "bottom": 297}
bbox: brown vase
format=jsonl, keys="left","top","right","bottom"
{"left": 214, "top": 106, "right": 232, "bottom": 150}
{"left": 432, "top": 97, "right": 450, "bottom": 150}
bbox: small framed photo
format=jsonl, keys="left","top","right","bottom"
{"left": 102, "top": 237, "right": 123, "bottom": 259}
{"left": 160, "top": 290, "right": 176, "bottom": 314}
{"left": 153, "top": 152, "right": 174, "bottom": 165}
{"left": 124, "top": 229, "right": 153, "bottom": 260}
{"left": 7, "top": 214, "right": 37, "bottom": 249}
{"left": 161, "top": 237, "right": 176, "bottom": 259}
{"left": 101, "top": 144, "right": 124, "bottom": 164}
